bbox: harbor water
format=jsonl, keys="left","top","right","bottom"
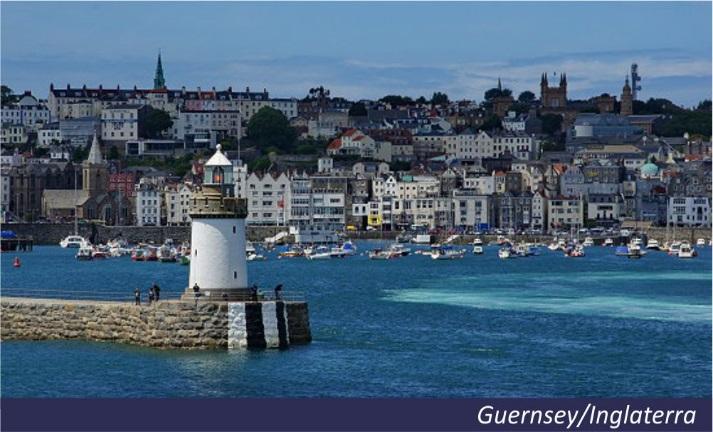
{"left": 1, "top": 242, "right": 711, "bottom": 397}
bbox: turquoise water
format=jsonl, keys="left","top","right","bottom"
{"left": 1, "top": 243, "right": 711, "bottom": 397}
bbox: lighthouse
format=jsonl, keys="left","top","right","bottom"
{"left": 184, "top": 145, "right": 249, "bottom": 300}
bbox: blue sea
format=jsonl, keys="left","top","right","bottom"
{"left": 1, "top": 243, "right": 711, "bottom": 397}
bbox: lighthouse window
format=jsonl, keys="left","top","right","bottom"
{"left": 232, "top": 225, "right": 236, "bottom": 233}
{"left": 212, "top": 166, "right": 224, "bottom": 184}
{"left": 194, "top": 249, "right": 197, "bottom": 256}
{"left": 233, "top": 271, "right": 237, "bottom": 279}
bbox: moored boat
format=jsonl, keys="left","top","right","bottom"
{"left": 645, "top": 239, "right": 661, "bottom": 250}
{"left": 582, "top": 237, "right": 594, "bottom": 247}
{"left": 60, "top": 235, "right": 87, "bottom": 248}
{"left": 431, "top": 246, "right": 465, "bottom": 260}
{"left": 472, "top": 245, "right": 484, "bottom": 255}
{"left": 678, "top": 242, "right": 696, "bottom": 259}
{"left": 158, "top": 245, "right": 176, "bottom": 262}
{"left": 696, "top": 238, "right": 706, "bottom": 247}
{"left": 306, "top": 245, "right": 332, "bottom": 260}
{"left": 498, "top": 247, "right": 512, "bottom": 259}
{"left": 604, "top": 238, "right": 614, "bottom": 247}
{"left": 76, "top": 246, "right": 93, "bottom": 260}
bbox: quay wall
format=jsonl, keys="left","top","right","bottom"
{"left": 1, "top": 223, "right": 290, "bottom": 245}
{"left": 0, "top": 297, "right": 311, "bottom": 350}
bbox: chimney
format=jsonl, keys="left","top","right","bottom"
{"left": 67, "top": 84, "right": 70, "bottom": 90}
{"left": 246, "top": 86, "right": 250, "bottom": 93}
{"left": 99, "top": 84, "right": 103, "bottom": 91}
{"left": 50, "top": 83, "right": 54, "bottom": 91}
{"left": 228, "top": 86, "right": 232, "bottom": 93}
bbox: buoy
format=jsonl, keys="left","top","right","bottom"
{"left": 13, "top": 256, "right": 21, "bottom": 268}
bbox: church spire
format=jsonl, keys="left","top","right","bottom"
{"left": 154, "top": 50, "right": 166, "bottom": 90}
{"left": 86, "top": 133, "right": 103, "bottom": 165}
{"left": 497, "top": 77, "right": 502, "bottom": 91}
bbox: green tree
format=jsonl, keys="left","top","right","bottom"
{"left": 696, "top": 100, "right": 711, "bottom": 112}
{"left": 415, "top": 96, "right": 428, "bottom": 104}
{"left": 248, "top": 155, "right": 272, "bottom": 172}
{"left": 478, "top": 114, "right": 502, "bottom": 131}
{"left": 107, "top": 145, "right": 120, "bottom": 160}
{"left": 143, "top": 107, "right": 173, "bottom": 138}
{"left": 348, "top": 102, "right": 367, "bottom": 117}
{"left": 72, "top": 145, "right": 89, "bottom": 162}
{"left": 541, "top": 114, "right": 563, "bottom": 135}
{"left": 1, "top": 85, "right": 17, "bottom": 104}
{"left": 379, "top": 95, "right": 413, "bottom": 107}
{"left": 431, "top": 92, "right": 450, "bottom": 106}
{"left": 518, "top": 91, "right": 536, "bottom": 103}
{"left": 246, "top": 106, "right": 297, "bottom": 152}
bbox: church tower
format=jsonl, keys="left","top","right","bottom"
{"left": 185, "top": 145, "right": 250, "bottom": 300}
{"left": 82, "top": 134, "right": 108, "bottom": 195}
{"left": 153, "top": 51, "right": 166, "bottom": 90}
{"left": 540, "top": 72, "right": 567, "bottom": 109}
{"left": 620, "top": 76, "right": 633, "bottom": 117}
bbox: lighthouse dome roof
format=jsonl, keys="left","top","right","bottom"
{"left": 205, "top": 144, "right": 232, "bottom": 167}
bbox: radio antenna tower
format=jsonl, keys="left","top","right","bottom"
{"left": 630, "top": 64, "right": 642, "bottom": 100}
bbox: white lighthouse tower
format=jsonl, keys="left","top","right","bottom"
{"left": 184, "top": 145, "right": 249, "bottom": 300}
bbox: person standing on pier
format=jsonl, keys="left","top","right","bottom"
{"left": 152, "top": 283, "right": 161, "bottom": 302}
{"left": 134, "top": 288, "right": 140, "bottom": 306}
{"left": 148, "top": 286, "right": 155, "bottom": 305}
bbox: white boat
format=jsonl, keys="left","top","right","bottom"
{"left": 246, "top": 242, "right": 256, "bottom": 254}
{"left": 76, "top": 246, "right": 93, "bottom": 260}
{"left": 498, "top": 248, "right": 512, "bottom": 259}
{"left": 472, "top": 245, "right": 484, "bottom": 255}
{"left": 696, "top": 238, "right": 706, "bottom": 247}
{"left": 630, "top": 237, "right": 643, "bottom": 248}
{"left": 582, "top": 237, "right": 594, "bottom": 247}
{"left": 472, "top": 238, "right": 483, "bottom": 246}
{"left": 306, "top": 245, "right": 333, "bottom": 260}
{"left": 431, "top": 247, "right": 465, "bottom": 260}
{"left": 678, "top": 242, "right": 696, "bottom": 258}
{"left": 388, "top": 243, "right": 411, "bottom": 257}
{"left": 547, "top": 242, "right": 560, "bottom": 251}
{"left": 60, "top": 235, "right": 87, "bottom": 248}
{"left": 603, "top": 238, "right": 614, "bottom": 246}
{"left": 668, "top": 241, "right": 682, "bottom": 256}
{"left": 332, "top": 240, "right": 357, "bottom": 257}
{"left": 247, "top": 251, "right": 266, "bottom": 261}
{"left": 645, "top": 239, "right": 661, "bottom": 250}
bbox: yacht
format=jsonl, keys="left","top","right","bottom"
{"left": 582, "top": 237, "right": 594, "bottom": 247}
{"left": 645, "top": 239, "right": 661, "bottom": 250}
{"left": 387, "top": 243, "right": 411, "bottom": 257}
{"left": 60, "top": 235, "right": 87, "bottom": 248}
{"left": 472, "top": 238, "right": 483, "bottom": 246}
{"left": 472, "top": 245, "right": 484, "bottom": 255}
{"left": 603, "top": 238, "right": 614, "bottom": 247}
{"left": 678, "top": 242, "right": 696, "bottom": 259}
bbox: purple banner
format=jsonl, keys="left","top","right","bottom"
{"left": 2, "top": 398, "right": 711, "bottom": 431}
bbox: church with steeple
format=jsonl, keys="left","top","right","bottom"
{"left": 154, "top": 51, "right": 166, "bottom": 90}
{"left": 42, "top": 135, "right": 130, "bottom": 225}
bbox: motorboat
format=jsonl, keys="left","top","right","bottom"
{"left": 627, "top": 248, "right": 645, "bottom": 259}
{"left": 472, "top": 245, "right": 484, "bottom": 255}
{"left": 278, "top": 245, "right": 304, "bottom": 258}
{"left": 60, "top": 235, "right": 87, "bottom": 248}
{"left": 630, "top": 237, "right": 643, "bottom": 248}
{"left": 334, "top": 241, "right": 357, "bottom": 257}
{"left": 158, "top": 245, "right": 176, "bottom": 263}
{"left": 368, "top": 248, "right": 400, "bottom": 260}
{"left": 431, "top": 246, "right": 465, "bottom": 260}
{"left": 247, "top": 251, "right": 266, "bottom": 261}
{"left": 76, "top": 246, "right": 93, "bottom": 260}
{"left": 498, "top": 247, "right": 512, "bottom": 259}
{"left": 472, "top": 238, "right": 483, "bottom": 246}
{"left": 131, "top": 248, "right": 146, "bottom": 261}
{"left": 696, "top": 238, "right": 706, "bottom": 247}
{"left": 668, "top": 241, "right": 682, "bottom": 256}
{"left": 145, "top": 246, "right": 159, "bottom": 262}
{"left": 246, "top": 242, "right": 257, "bottom": 254}
{"left": 678, "top": 242, "right": 696, "bottom": 258}
{"left": 306, "top": 245, "right": 332, "bottom": 260}
{"left": 604, "top": 238, "right": 614, "bottom": 247}
{"left": 91, "top": 246, "right": 110, "bottom": 259}
{"left": 387, "top": 243, "right": 411, "bottom": 257}
{"left": 645, "top": 239, "right": 661, "bottom": 250}
{"left": 582, "top": 237, "right": 594, "bottom": 247}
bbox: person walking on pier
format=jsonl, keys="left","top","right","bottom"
{"left": 250, "top": 284, "right": 259, "bottom": 302}
{"left": 134, "top": 288, "right": 141, "bottom": 306}
{"left": 148, "top": 286, "right": 155, "bottom": 305}
{"left": 192, "top": 283, "right": 201, "bottom": 306}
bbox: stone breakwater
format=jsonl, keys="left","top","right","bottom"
{"left": 0, "top": 297, "right": 311, "bottom": 350}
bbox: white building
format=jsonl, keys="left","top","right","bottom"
{"left": 38, "top": 125, "right": 62, "bottom": 147}
{"left": 173, "top": 110, "right": 241, "bottom": 140}
{"left": 233, "top": 162, "right": 248, "bottom": 199}
{"left": 452, "top": 190, "right": 492, "bottom": 228}
{"left": 246, "top": 172, "right": 290, "bottom": 225}
{"left": 164, "top": 184, "right": 192, "bottom": 226}
{"left": 326, "top": 129, "right": 392, "bottom": 162}
{"left": 502, "top": 111, "right": 527, "bottom": 132}
{"left": 548, "top": 196, "right": 583, "bottom": 232}
{"left": 1, "top": 167, "right": 11, "bottom": 223}
{"left": 102, "top": 105, "right": 145, "bottom": 142}
{"left": 1, "top": 92, "right": 50, "bottom": 131}
{"left": 531, "top": 191, "right": 548, "bottom": 230}
{"left": 1, "top": 124, "right": 28, "bottom": 145}
{"left": 667, "top": 197, "right": 711, "bottom": 227}
{"left": 135, "top": 179, "right": 162, "bottom": 226}
{"left": 456, "top": 130, "right": 537, "bottom": 161}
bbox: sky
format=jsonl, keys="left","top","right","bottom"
{"left": 1, "top": 1, "right": 711, "bottom": 107}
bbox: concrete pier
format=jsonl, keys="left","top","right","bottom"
{"left": 0, "top": 297, "right": 311, "bottom": 350}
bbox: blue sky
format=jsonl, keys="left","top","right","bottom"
{"left": 2, "top": 2, "right": 711, "bottom": 106}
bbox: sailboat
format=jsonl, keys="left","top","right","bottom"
{"left": 60, "top": 165, "right": 88, "bottom": 248}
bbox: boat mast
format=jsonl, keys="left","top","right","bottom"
{"left": 74, "top": 166, "right": 78, "bottom": 236}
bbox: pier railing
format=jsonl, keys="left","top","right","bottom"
{"left": 1, "top": 288, "right": 306, "bottom": 303}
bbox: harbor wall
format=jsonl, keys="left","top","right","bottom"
{"left": 0, "top": 297, "right": 311, "bottom": 350}
{"left": 1, "top": 223, "right": 290, "bottom": 245}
